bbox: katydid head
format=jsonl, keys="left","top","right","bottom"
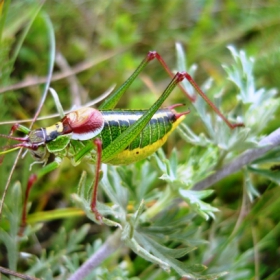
{"left": 0, "top": 107, "right": 105, "bottom": 163}
{"left": 0, "top": 128, "right": 50, "bottom": 163}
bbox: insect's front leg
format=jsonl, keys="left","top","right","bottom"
{"left": 0, "top": 124, "right": 31, "bottom": 162}
{"left": 19, "top": 159, "right": 62, "bottom": 235}
{"left": 8, "top": 124, "right": 31, "bottom": 136}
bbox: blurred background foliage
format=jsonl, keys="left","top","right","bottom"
{"left": 0, "top": 0, "right": 280, "bottom": 279}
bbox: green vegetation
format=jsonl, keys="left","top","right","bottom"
{"left": 1, "top": 1, "right": 280, "bottom": 279}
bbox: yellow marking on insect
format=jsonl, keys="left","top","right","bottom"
{"left": 105, "top": 114, "right": 186, "bottom": 165}
{"left": 45, "top": 122, "right": 63, "bottom": 135}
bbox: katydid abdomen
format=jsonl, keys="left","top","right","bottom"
{"left": 100, "top": 108, "right": 186, "bottom": 165}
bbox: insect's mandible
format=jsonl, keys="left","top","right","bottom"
{"left": 0, "top": 51, "right": 243, "bottom": 229}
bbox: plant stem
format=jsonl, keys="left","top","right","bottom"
{"left": 68, "top": 229, "right": 122, "bottom": 280}
{"left": 192, "top": 127, "right": 280, "bottom": 191}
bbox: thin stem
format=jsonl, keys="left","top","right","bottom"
{"left": 10, "top": 1, "right": 45, "bottom": 67}
{"left": 252, "top": 225, "right": 260, "bottom": 280}
{"left": 0, "top": 150, "right": 22, "bottom": 217}
{"left": 230, "top": 174, "right": 249, "bottom": 237}
{"left": 0, "top": 265, "right": 40, "bottom": 280}
{"left": 0, "top": 50, "right": 120, "bottom": 95}
{"left": 192, "top": 128, "right": 280, "bottom": 191}
{"left": 30, "top": 13, "right": 55, "bottom": 128}
{"left": 55, "top": 52, "right": 85, "bottom": 107}
{"left": 68, "top": 229, "right": 122, "bottom": 280}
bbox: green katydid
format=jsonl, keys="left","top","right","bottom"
{"left": 0, "top": 51, "right": 243, "bottom": 229}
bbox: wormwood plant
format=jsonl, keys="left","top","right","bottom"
{"left": 1, "top": 42, "right": 279, "bottom": 279}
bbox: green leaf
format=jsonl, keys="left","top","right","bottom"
{"left": 134, "top": 230, "right": 207, "bottom": 278}
{"left": 179, "top": 189, "right": 219, "bottom": 220}
{"left": 248, "top": 166, "right": 280, "bottom": 184}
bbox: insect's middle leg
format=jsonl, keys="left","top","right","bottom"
{"left": 90, "top": 138, "right": 103, "bottom": 222}
{"left": 72, "top": 138, "right": 103, "bottom": 222}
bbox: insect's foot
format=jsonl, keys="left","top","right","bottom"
{"left": 232, "top": 122, "right": 245, "bottom": 128}
{"left": 18, "top": 222, "right": 26, "bottom": 236}
{"left": 92, "top": 208, "right": 103, "bottom": 224}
